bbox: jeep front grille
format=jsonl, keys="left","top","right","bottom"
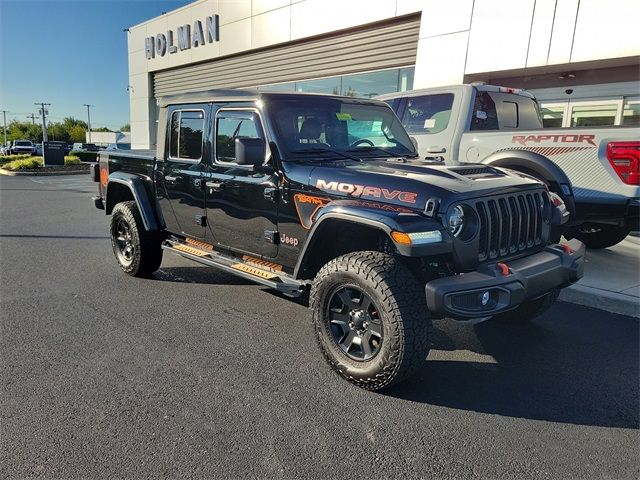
{"left": 475, "top": 191, "right": 547, "bottom": 262}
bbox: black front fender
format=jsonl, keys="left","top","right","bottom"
{"left": 106, "top": 172, "right": 163, "bottom": 231}
{"left": 293, "top": 200, "right": 451, "bottom": 278}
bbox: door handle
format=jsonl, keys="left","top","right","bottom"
{"left": 206, "top": 181, "right": 225, "bottom": 192}
{"left": 426, "top": 146, "right": 446, "bottom": 154}
{"left": 263, "top": 187, "right": 278, "bottom": 202}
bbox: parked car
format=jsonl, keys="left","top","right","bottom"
{"left": 35, "top": 143, "right": 43, "bottom": 155}
{"left": 90, "top": 90, "right": 584, "bottom": 391}
{"left": 378, "top": 84, "right": 639, "bottom": 249}
{"left": 0, "top": 144, "right": 8, "bottom": 155}
{"left": 71, "top": 143, "right": 100, "bottom": 152}
{"left": 9, "top": 140, "right": 35, "bottom": 155}
{"left": 105, "top": 143, "right": 132, "bottom": 151}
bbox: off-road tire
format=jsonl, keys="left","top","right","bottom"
{"left": 566, "top": 224, "right": 630, "bottom": 249}
{"left": 310, "top": 251, "right": 431, "bottom": 390}
{"left": 110, "top": 201, "right": 163, "bottom": 277}
{"left": 493, "top": 288, "right": 560, "bottom": 323}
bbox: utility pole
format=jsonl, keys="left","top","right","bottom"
{"left": 1, "top": 110, "right": 6, "bottom": 147}
{"left": 26, "top": 113, "right": 39, "bottom": 125}
{"left": 83, "top": 104, "right": 93, "bottom": 143}
{"left": 34, "top": 102, "right": 50, "bottom": 143}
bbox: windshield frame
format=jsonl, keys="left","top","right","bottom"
{"left": 264, "top": 95, "right": 417, "bottom": 161}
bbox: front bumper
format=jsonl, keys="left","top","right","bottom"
{"left": 425, "top": 239, "right": 585, "bottom": 318}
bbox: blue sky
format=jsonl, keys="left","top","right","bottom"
{"left": 0, "top": 0, "right": 192, "bottom": 130}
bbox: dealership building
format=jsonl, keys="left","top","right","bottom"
{"left": 127, "top": 0, "right": 639, "bottom": 149}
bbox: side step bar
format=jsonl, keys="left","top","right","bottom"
{"left": 162, "top": 239, "right": 307, "bottom": 297}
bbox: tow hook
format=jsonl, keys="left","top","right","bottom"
{"left": 560, "top": 244, "right": 574, "bottom": 255}
{"left": 496, "top": 262, "right": 510, "bottom": 276}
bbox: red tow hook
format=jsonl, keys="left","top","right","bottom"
{"left": 560, "top": 244, "right": 574, "bottom": 255}
{"left": 497, "top": 262, "right": 510, "bottom": 276}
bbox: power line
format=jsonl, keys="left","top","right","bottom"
{"left": 26, "top": 113, "right": 39, "bottom": 125}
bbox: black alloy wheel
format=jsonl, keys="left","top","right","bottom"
{"left": 114, "top": 217, "right": 135, "bottom": 266}
{"left": 327, "top": 285, "right": 383, "bottom": 361}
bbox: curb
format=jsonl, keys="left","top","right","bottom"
{"left": 0, "top": 166, "right": 89, "bottom": 176}
{"left": 559, "top": 284, "right": 639, "bottom": 318}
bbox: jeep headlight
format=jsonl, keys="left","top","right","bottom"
{"left": 447, "top": 204, "right": 478, "bottom": 241}
{"left": 448, "top": 205, "right": 465, "bottom": 237}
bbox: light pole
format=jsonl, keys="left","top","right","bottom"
{"left": 34, "top": 102, "right": 50, "bottom": 143}
{"left": 1, "top": 110, "right": 6, "bottom": 147}
{"left": 83, "top": 104, "right": 93, "bottom": 143}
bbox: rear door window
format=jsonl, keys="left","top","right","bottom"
{"left": 400, "top": 94, "right": 454, "bottom": 134}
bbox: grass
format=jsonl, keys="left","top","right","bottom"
{"left": 2, "top": 155, "right": 82, "bottom": 171}
{"left": 0, "top": 154, "right": 33, "bottom": 164}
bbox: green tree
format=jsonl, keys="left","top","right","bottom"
{"left": 120, "top": 123, "right": 130, "bottom": 132}
{"left": 93, "top": 127, "right": 112, "bottom": 132}
{"left": 7, "top": 120, "right": 42, "bottom": 142}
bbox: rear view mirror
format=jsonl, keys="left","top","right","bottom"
{"left": 235, "top": 137, "right": 265, "bottom": 167}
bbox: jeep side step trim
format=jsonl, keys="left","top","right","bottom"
{"left": 162, "top": 239, "right": 306, "bottom": 297}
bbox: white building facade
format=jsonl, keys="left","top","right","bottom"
{"left": 127, "top": 0, "right": 640, "bottom": 149}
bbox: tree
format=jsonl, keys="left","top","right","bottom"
{"left": 120, "top": 123, "right": 130, "bottom": 132}
{"left": 93, "top": 127, "right": 112, "bottom": 132}
{"left": 7, "top": 120, "right": 42, "bottom": 142}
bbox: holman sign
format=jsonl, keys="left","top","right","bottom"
{"left": 145, "top": 14, "right": 220, "bottom": 59}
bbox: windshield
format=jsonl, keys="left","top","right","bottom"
{"left": 268, "top": 97, "right": 416, "bottom": 159}
{"left": 16, "top": 141, "right": 31, "bottom": 146}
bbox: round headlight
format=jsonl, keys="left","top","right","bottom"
{"left": 448, "top": 205, "right": 465, "bottom": 237}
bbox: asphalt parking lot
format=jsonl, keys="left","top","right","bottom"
{"left": 1, "top": 174, "right": 638, "bottom": 479}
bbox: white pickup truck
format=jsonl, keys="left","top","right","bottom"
{"left": 379, "top": 84, "right": 639, "bottom": 249}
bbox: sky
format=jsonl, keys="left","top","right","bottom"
{"left": 0, "top": 0, "right": 192, "bottom": 131}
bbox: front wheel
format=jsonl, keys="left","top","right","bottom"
{"left": 110, "top": 201, "right": 163, "bottom": 277}
{"left": 566, "top": 223, "right": 630, "bottom": 249}
{"left": 310, "top": 251, "right": 431, "bottom": 391}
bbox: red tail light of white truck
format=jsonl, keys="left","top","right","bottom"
{"left": 606, "top": 141, "right": 640, "bottom": 185}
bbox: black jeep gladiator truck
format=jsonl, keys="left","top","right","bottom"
{"left": 91, "top": 90, "right": 585, "bottom": 390}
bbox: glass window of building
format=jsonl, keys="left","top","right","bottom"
{"left": 255, "top": 67, "right": 415, "bottom": 99}
{"left": 296, "top": 76, "right": 342, "bottom": 95}
{"left": 540, "top": 105, "right": 565, "bottom": 128}
{"left": 622, "top": 98, "right": 640, "bottom": 126}
{"left": 570, "top": 103, "right": 617, "bottom": 127}
{"left": 341, "top": 69, "right": 401, "bottom": 98}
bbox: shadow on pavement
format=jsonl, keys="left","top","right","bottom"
{"left": 0, "top": 234, "right": 109, "bottom": 239}
{"left": 387, "top": 302, "right": 639, "bottom": 429}
{"left": 153, "top": 266, "right": 253, "bottom": 286}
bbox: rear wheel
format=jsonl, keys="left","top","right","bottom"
{"left": 566, "top": 223, "right": 630, "bottom": 249}
{"left": 110, "top": 201, "right": 163, "bottom": 277}
{"left": 493, "top": 288, "right": 559, "bottom": 323}
{"left": 310, "top": 251, "right": 431, "bottom": 390}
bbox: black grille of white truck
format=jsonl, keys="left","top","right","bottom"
{"left": 475, "top": 191, "right": 546, "bottom": 262}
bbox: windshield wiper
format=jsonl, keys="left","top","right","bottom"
{"left": 346, "top": 146, "right": 396, "bottom": 157}
{"left": 347, "top": 146, "right": 420, "bottom": 159}
{"left": 291, "top": 147, "right": 363, "bottom": 162}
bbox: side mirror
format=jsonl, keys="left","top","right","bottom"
{"left": 410, "top": 136, "right": 419, "bottom": 150}
{"left": 235, "top": 137, "right": 265, "bottom": 167}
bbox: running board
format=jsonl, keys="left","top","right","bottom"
{"left": 162, "top": 239, "right": 306, "bottom": 297}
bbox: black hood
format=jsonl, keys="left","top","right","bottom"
{"left": 300, "top": 159, "right": 544, "bottom": 212}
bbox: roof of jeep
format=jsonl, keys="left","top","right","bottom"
{"left": 156, "top": 89, "right": 390, "bottom": 108}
